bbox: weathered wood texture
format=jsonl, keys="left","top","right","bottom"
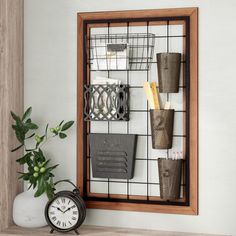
{"left": 0, "top": 0, "right": 24, "bottom": 231}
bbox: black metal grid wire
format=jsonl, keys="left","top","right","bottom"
{"left": 83, "top": 16, "right": 190, "bottom": 206}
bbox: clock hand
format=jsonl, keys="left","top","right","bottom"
{"left": 52, "top": 206, "right": 64, "bottom": 213}
{"left": 63, "top": 207, "right": 71, "bottom": 213}
{"left": 57, "top": 207, "right": 64, "bottom": 213}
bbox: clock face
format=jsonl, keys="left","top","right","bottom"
{"left": 48, "top": 196, "right": 79, "bottom": 230}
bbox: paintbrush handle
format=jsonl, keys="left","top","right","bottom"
{"left": 150, "top": 82, "right": 160, "bottom": 109}
{"left": 143, "top": 82, "right": 155, "bottom": 109}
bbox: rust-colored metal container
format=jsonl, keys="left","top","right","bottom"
{"left": 156, "top": 53, "right": 181, "bottom": 93}
{"left": 158, "top": 158, "right": 182, "bottom": 200}
{"left": 150, "top": 109, "right": 174, "bottom": 149}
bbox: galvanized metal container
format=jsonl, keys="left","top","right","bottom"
{"left": 158, "top": 158, "right": 182, "bottom": 200}
{"left": 156, "top": 53, "right": 181, "bottom": 93}
{"left": 90, "top": 134, "right": 137, "bottom": 179}
{"left": 150, "top": 109, "right": 174, "bottom": 149}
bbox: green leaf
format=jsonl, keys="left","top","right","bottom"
{"left": 45, "top": 164, "right": 59, "bottom": 173}
{"left": 26, "top": 155, "right": 33, "bottom": 166}
{"left": 23, "top": 127, "right": 29, "bottom": 133}
{"left": 33, "top": 149, "right": 45, "bottom": 163}
{"left": 38, "top": 148, "right": 46, "bottom": 162}
{"left": 59, "top": 133, "right": 67, "bottom": 139}
{"left": 33, "top": 182, "right": 37, "bottom": 189}
{"left": 32, "top": 156, "right": 38, "bottom": 167}
{"left": 41, "top": 159, "right": 50, "bottom": 167}
{"left": 15, "top": 130, "right": 25, "bottom": 144}
{"left": 10, "top": 111, "right": 21, "bottom": 122}
{"left": 11, "top": 144, "right": 24, "bottom": 152}
{"left": 18, "top": 173, "right": 30, "bottom": 181}
{"left": 28, "top": 166, "right": 34, "bottom": 173}
{"left": 58, "top": 120, "right": 64, "bottom": 126}
{"left": 43, "top": 173, "right": 50, "bottom": 181}
{"left": 45, "top": 124, "right": 49, "bottom": 138}
{"left": 25, "top": 123, "right": 38, "bottom": 130}
{"left": 18, "top": 174, "right": 25, "bottom": 180}
{"left": 38, "top": 148, "right": 44, "bottom": 157}
{"left": 61, "top": 121, "right": 74, "bottom": 131}
{"left": 26, "top": 118, "right": 32, "bottom": 123}
{"left": 45, "top": 182, "right": 54, "bottom": 200}
{"left": 50, "top": 177, "right": 54, "bottom": 187}
{"left": 25, "top": 133, "right": 35, "bottom": 139}
{"left": 29, "top": 175, "right": 37, "bottom": 186}
{"left": 23, "top": 175, "right": 30, "bottom": 181}
{"left": 34, "top": 176, "right": 45, "bottom": 197}
{"left": 16, "top": 117, "right": 23, "bottom": 125}
{"left": 16, "top": 152, "right": 32, "bottom": 165}
{"left": 27, "top": 184, "right": 33, "bottom": 190}
{"left": 22, "top": 107, "right": 32, "bottom": 121}
{"left": 26, "top": 148, "right": 37, "bottom": 152}
{"left": 12, "top": 117, "right": 27, "bottom": 143}
{"left": 17, "top": 171, "right": 25, "bottom": 175}
{"left": 49, "top": 173, "right": 55, "bottom": 177}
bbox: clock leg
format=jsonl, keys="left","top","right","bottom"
{"left": 50, "top": 229, "right": 54, "bottom": 234}
{"left": 75, "top": 229, "right": 79, "bottom": 235}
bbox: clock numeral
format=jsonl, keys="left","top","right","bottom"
{"left": 49, "top": 211, "right": 55, "bottom": 215}
{"left": 68, "top": 200, "right": 71, "bottom": 205}
{"left": 61, "top": 198, "right": 66, "bottom": 204}
{"left": 62, "top": 222, "right": 66, "bottom": 227}
{"left": 71, "top": 205, "right": 76, "bottom": 209}
{"left": 56, "top": 200, "right": 60, "bottom": 205}
{"left": 68, "top": 221, "right": 72, "bottom": 225}
{"left": 52, "top": 216, "right": 57, "bottom": 221}
{"left": 72, "top": 216, "right": 77, "bottom": 221}
{"left": 73, "top": 211, "right": 78, "bottom": 215}
{"left": 56, "top": 220, "right": 61, "bottom": 226}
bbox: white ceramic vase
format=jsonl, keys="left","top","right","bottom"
{"left": 13, "top": 188, "right": 48, "bottom": 228}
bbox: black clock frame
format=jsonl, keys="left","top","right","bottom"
{"left": 45, "top": 189, "right": 86, "bottom": 235}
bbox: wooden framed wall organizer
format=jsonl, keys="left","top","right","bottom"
{"left": 77, "top": 8, "right": 198, "bottom": 215}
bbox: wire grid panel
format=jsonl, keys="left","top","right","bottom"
{"left": 87, "top": 21, "right": 187, "bottom": 204}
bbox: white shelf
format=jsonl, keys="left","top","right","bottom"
{"left": 0, "top": 225, "right": 222, "bottom": 236}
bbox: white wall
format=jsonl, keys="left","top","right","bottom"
{"left": 24, "top": 0, "right": 236, "bottom": 235}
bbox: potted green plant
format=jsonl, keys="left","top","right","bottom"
{"left": 10, "top": 107, "right": 74, "bottom": 228}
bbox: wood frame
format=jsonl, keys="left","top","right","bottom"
{"left": 77, "top": 8, "right": 198, "bottom": 215}
{"left": 0, "top": 0, "right": 24, "bottom": 231}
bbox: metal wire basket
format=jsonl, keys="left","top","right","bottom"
{"left": 88, "top": 33, "right": 155, "bottom": 71}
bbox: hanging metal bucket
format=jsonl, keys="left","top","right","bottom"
{"left": 156, "top": 53, "right": 181, "bottom": 93}
{"left": 150, "top": 109, "right": 174, "bottom": 149}
{"left": 158, "top": 158, "right": 182, "bottom": 200}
